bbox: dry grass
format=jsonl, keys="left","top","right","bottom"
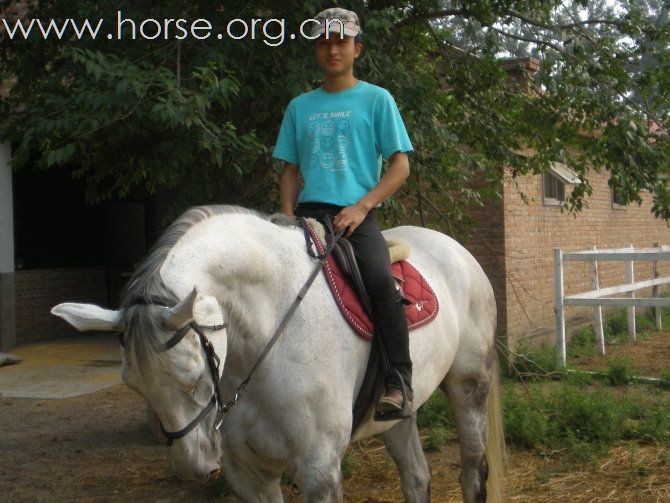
{"left": 331, "top": 439, "right": 670, "bottom": 503}
{"left": 507, "top": 445, "right": 670, "bottom": 502}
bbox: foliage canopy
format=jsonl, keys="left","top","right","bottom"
{"left": 1, "top": 0, "right": 669, "bottom": 230}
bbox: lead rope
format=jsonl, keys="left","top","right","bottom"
{"left": 218, "top": 217, "right": 343, "bottom": 418}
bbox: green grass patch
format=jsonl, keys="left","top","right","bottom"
{"left": 603, "top": 308, "right": 662, "bottom": 344}
{"left": 417, "top": 390, "right": 455, "bottom": 450}
{"left": 567, "top": 326, "right": 597, "bottom": 361}
{"left": 503, "top": 342, "right": 560, "bottom": 381}
{"left": 502, "top": 382, "right": 670, "bottom": 461}
{"left": 418, "top": 380, "right": 670, "bottom": 460}
{"left": 417, "top": 389, "right": 454, "bottom": 429}
{"left": 606, "top": 356, "right": 639, "bottom": 385}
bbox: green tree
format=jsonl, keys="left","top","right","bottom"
{"left": 1, "top": 0, "right": 669, "bottom": 229}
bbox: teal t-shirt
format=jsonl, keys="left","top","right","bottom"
{"left": 273, "top": 80, "right": 413, "bottom": 207}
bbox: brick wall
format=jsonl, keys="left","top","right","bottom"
{"left": 14, "top": 267, "right": 108, "bottom": 345}
{"left": 463, "top": 191, "right": 509, "bottom": 341}
{"left": 500, "top": 170, "right": 670, "bottom": 349}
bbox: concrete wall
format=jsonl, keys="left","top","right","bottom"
{"left": 0, "top": 141, "right": 16, "bottom": 350}
{"left": 501, "top": 170, "right": 670, "bottom": 349}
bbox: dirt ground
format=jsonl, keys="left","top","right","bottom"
{"left": 1, "top": 330, "right": 669, "bottom": 502}
{"left": 575, "top": 327, "right": 670, "bottom": 378}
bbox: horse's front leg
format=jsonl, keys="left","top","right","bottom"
{"left": 382, "top": 416, "right": 431, "bottom": 502}
{"left": 220, "top": 443, "right": 284, "bottom": 503}
{"left": 290, "top": 444, "right": 346, "bottom": 503}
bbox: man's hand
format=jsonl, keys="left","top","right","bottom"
{"left": 333, "top": 152, "right": 409, "bottom": 237}
{"left": 333, "top": 203, "right": 369, "bottom": 238}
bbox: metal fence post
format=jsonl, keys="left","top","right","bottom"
{"left": 554, "top": 248, "right": 566, "bottom": 368}
{"left": 626, "top": 243, "right": 636, "bottom": 342}
{"left": 652, "top": 242, "right": 662, "bottom": 331}
{"left": 589, "top": 245, "right": 605, "bottom": 355}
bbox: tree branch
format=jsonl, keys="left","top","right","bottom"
{"left": 506, "top": 10, "right": 624, "bottom": 31}
{"left": 490, "top": 26, "right": 571, "bottom": 58}
{"left": 395, "top": 9, "right": 466, "bottom": 28}
{"left": 423, "top": 19, "right": 456, "bottom": 74}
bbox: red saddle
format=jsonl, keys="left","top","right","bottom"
{"left": 307, "top": 224, "right": 439, "bottom": 340}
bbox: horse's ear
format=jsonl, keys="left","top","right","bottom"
{"left": 163, "top": 287, "right": 198, "bottom": 329}
{"left": 51, "top": 303, "right": 123, "bottom": 332}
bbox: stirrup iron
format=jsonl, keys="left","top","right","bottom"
{"left": 374, "top": 368, "right": 413, "bottom": 421}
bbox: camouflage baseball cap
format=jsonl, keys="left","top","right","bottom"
{"left": 309, "top": 8, "right": 362, "bottom": 38}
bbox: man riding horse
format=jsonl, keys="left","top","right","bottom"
{"left": 273, "top": 8, "right": 414, "bottom": 416}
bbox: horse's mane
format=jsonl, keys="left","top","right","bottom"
{"left": 120, "top": 205, "right": 270, "bottom": 378}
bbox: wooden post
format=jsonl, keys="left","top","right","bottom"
{"left": 554, "top": 248, "right": 566, "bottom": 368}
{"left": 590, "top": 246, "right": 605, "bottom": 355}
{"left": 652, "top": 242, "right": 662, "bottom": 331}
{"left": 626, "top": 244, "right": 636, "bottom": 342}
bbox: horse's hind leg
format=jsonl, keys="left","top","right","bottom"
{"left": 382, "top": 416, "right": 431, "bottom": 502}
{"left": 441, "top": 373, "right": 490, "bottom": 503}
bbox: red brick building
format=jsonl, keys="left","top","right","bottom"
{"left": 461, "top": 58, "right": 670, "bottom": 349}
{"left": 467, "top": 162, "right": 670, "bottom": 350}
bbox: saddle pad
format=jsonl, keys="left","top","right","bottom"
{"left": 306, "top": 223, "right": 439, "bottom": 340}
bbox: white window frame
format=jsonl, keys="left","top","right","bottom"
{"left": 543, "top": 162, "right": 580, "bottom": 206}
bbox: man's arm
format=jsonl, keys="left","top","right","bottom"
{"left": 279, "top": 162, "right": 300, "bottom": 216}
{"left": 333, "top": 151, "right": 410, "bottom": 237}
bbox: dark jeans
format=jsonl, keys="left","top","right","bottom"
{"left": 295, "top": 203, "right": 412, "bottom": 390}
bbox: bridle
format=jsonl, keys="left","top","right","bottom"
{"left": 120, "top": 217, "right": 342, "bottom": 447}
{"left": 160, "top": 320, "right": 229, "bottom": 446}
{"left": 120, "top": 301, "right": 229, "bottom": 446}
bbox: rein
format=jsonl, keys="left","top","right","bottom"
{"left": 221, "top": 217, "right": 343, "bottom": 414}
{"left": 124, "top": 217, "right": 342, "bottom": 446}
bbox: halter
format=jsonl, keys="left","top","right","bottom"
{"left": 121, "top": 217, "right": 342, "bottom": 446}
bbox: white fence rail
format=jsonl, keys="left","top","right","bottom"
{"left": 554, "top": 244, "right": 670, "bottom": 367}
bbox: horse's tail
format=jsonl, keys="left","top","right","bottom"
{"left": 486, "top": 357, "right": 507, "bottom": 503}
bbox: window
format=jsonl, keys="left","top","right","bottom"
{"left": 543, "top": 172, "right": 565, "bottom": 204}
{"left": 611, "top": 179, "right": 628, "bottom": 209}
{"left": 543, "top": 162, "right": 579, "bottom": 206}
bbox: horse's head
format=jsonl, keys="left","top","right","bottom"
{"left": 51, "top": 288, "right": 226, "bottom": 481}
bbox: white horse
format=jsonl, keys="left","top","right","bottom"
{"left": 52, "top": 205, "right": 505, "bottom": 503}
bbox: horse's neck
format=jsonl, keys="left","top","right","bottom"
{"left": 161, "top": 214, "right": 311, "bottom": 349}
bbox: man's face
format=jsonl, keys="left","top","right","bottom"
{"left": 314, "top": 33, "right": 362, "bottom": 78}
